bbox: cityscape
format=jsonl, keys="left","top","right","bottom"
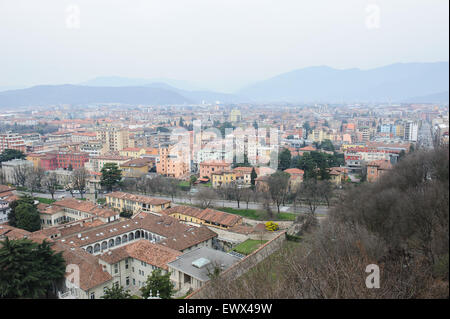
{"left": 0, "top": 0, "right": 448, "bottom": 309}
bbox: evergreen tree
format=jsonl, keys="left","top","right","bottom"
{"left": 101, "top": 284, "right": 132, "bottom": 299}
{"left": 250, "top": 167, "right": 258, "bottom": 187}
{"left": 0, "top": 149, "right": 26, "bottom": 162}
{"left": 0, "top": 238, "right": 66, "bottom": 298}
{"left": 100, "top": 163, "right": 123, "bottom": 192}
{"left": 8, "top": 196, "right": 40, "bottom": 231}
{"left": 278, "top": 148, "right": 292, "bottom": 171}
{"left": 140, "top": 269, "right": 174, "bottom": 299}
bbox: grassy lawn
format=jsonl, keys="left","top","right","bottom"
{"left": 215, "top": 207, "right": 296, "bottom": 221}
{"left": 232, "top": 239, "right": 268, "bottom": 255}
{"left": 35, "top": 197, "right": 56, "bottom": 204}
{"left": 178, "top": 181, "right": 191, "bottom": 187}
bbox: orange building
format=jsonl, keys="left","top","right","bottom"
{"left": 367, "top": 160, "right": 392, "bottom": 183}
{"left": 198, "top": 161, "right": 232, "bottom": 179}
{"left": 283, "top": 168, "right": 305, "bottom": 191}
{"left": 156, "top": 146, "right": 189, "bottom": 179}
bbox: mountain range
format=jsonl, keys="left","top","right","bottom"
{"left": 238, "top": 62, "right": 449, "bottom": 103}
{"left": 0, "top": 62, "right": 447, "bottom": 108}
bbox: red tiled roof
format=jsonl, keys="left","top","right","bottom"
{"left": 106, "top": 192, "right": 170, "bottom": 206}
{"left": 162, "top": 206, "right": 242, "bottom": 228}
{"left": 284, "top": 168, "right": 305, "bottom": 175}
{"left": 99, "top": 240, "right": 181, "bottom": 270}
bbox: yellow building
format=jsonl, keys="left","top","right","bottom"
{"left": 211, "top": 171, "right": 236, "bottom": 188}
{"left": 96, "top": 126, "right": 129, "bottom": 152}
{"left": 312, "top": 128, "right": 331, "bottom": 143}
{"left": 229, "top": 108, "right": 242, "bottom": 123}
{"left": 395, "top": 124, "right": 405, "bottom": 138}
{"left": 26, "top": 153, "right": 45, "bottom": 168}
{"left": 105, "top": 191, "right": 171, "bottom": 214}
{"left": 120, "top": 158, "right": 152, "bottom": 178}
{"left": 119, "top": 147, "right": 146, "bottom": 159}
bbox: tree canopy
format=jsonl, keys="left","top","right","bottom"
{"left": 101, "top": 284, "right": 132, "bottom": 299}
{"left": 140, "top": 269, "right": 174, "bottom": 299}
{"left": 0, "top": 149, "right": 25, "bottom": 163}
{"left": 0, "top": 238, "right": 66, "bottom": 298}
{"left": 100, "top": 163, "right": 123, "bottom": 192}
{"left": 8, "top": 195, "right": 41, "bottom": 232}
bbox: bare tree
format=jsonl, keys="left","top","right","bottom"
{"left": 164, "top": 178, "right": 179, "bottom": 201}
{"left": 13, "top": 164, "right": 30, "bottom": 187}
{"left": 195, "top": 187, "right": 218, "bottom": 209}
{"left": 26, "top": 167, "right": 45, "bottom": 197}
{"left": 241, "top": 187, "right": 255, "bottom": 209}
{"left": 229, "top": 182, "right": 244, "bottom": 208}
{"left": 43, "top": 172, "right": 59, "bottom": 200}
{"left": 295, "top": 179, "right": 329, "bottom": 216}
{"left": 267, "top": 171, "right": 290, "bottom": 214}
{"left": 72, "top": 168, "right": 88, "bottom": 199}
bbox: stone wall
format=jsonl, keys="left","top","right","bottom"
{"left": 186, "top": 231, "right": 286, "bottom": 299}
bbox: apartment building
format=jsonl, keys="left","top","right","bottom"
{"left": 198, "top": 161, "right": 232, "bottom": 179}
{"left": 211, "top": 171, "right": 236, "bottom": 188}
{"left": 156, "top": 146, "right": 189, "bottom": 179}
{"left": 39, "top": 151, "right": 89, "bottom": 171}
{"left": 0, "top": 132, "right": 26, "bottom": 153}
{"left": 96, "top": 126, "right": 129, "bottom": 152}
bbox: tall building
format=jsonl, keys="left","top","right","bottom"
{"left": 0, "top": 132, "right": 26, "bottom": 153}
{"left": 229, "top": 109, "right": 242, "bottom": 123}
{"left": 404, "top": 121, "right": 418, "bottom": 142}
{"left": 156, "top": 145, "right": 189, "bottom": 179}
{"left": 96, "top": 126, "right": 129, "bottom": 153}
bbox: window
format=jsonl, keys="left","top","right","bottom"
{"left": 126, "top": 277, "right": 130, "bottom": 286}
{"left": 114, "top": 264, "right": 118, "bottom": 274}
{"left": 133, "top": 278, "right": 136, "bottom": 285}
{"left": 125, "top": 259, "right": 129, "bottom": 269}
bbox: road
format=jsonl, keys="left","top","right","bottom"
{"left": 417, "top": 121, "right": 434, "bottom": 150}
{"left": 18, "top": 190, "right": 330, "bottom": 216}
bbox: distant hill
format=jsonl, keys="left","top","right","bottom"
{"left": 0, "top": 85, "right": 192, "bottom": 108}
{"left": 80, "top": 76, "right": 202, "bottom": 92}
{"left": 0, "top": 81, "right": 244, "bottom": 108}
{"left": 400, "top": 91, "right": 449, "bottom": 104}
{"left": 238, "top": 62, "right": 449, "bottom": 103}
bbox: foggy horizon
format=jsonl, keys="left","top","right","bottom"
{"left": 1, "top": 0, "right": 448, "bottom": 92}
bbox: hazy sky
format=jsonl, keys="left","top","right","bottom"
{"left": 0, "top": 0, "right": 448, "bottom": 92}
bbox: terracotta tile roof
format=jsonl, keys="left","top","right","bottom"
{"left": 199, "top": 161, "right": 231, "bottom": 167}
{"left": 159, "top": 225, "right": 217, "bottom": 251}
{"left": 99, "top": 240, "right": 181, "bottom": 270}
{"left": 0, "top": 225, "right": 30, "bottom": 240}
{"left": 53, "top": 198, "right": 98, "bottom": 213}
{"left": 233, "top": 167, "right": 253, "bottom": 174}
{"left": 284, "top": 168, "right": 305, "bottom": 175}
{"left": 52, "top": 242, "right": 112, "bottom": 291}
{"left": 368, "top": 160, "right": 393, "bottom": 170}
{"left": 60, "top": 213, "right": 217, "bottom": 251}
{"left": 328, "top": 167, "right": 348, "bottom": 175}
{"left": 162, "top": 206, "right": 242, "bottom": 228}
{"left": 106, "top": 192, "right": 171, "bottom": 206}
{"left": 121, "top": 158, "right": 152, "bottom": 167}
{"left": 90, "top": 207, "right": 118, "bottom": 219}
{"left": 0, "top": 185, "right": 16, "bottom": 194}
{"left": 0, "top": 193, "right": 18, "bottom": 203}
{"left": 299, "top": 145, "right": 316, "bottom": 151}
